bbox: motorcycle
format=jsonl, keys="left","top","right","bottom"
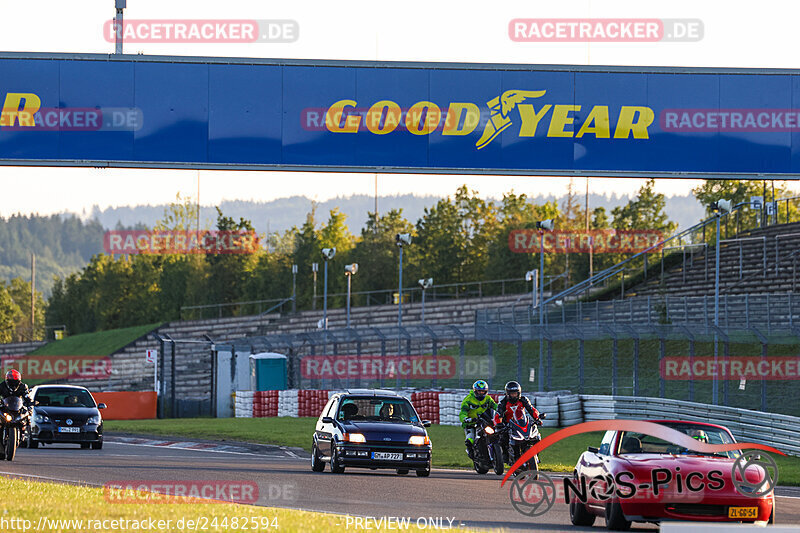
{"left": 468, "top": 408, "right": 504, "bottom": 476}
{"left": 1, "top": 396, "right": 30, "bottom": 461}
{"left": 505, "top": 412, "right": 546, "bottom": 478}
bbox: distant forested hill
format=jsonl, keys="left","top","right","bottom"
{"left": 0, "top": 214, "right": 105, "bottom": 295}
{"left": 0, "top": 192, "right": 704, "bottom": 297}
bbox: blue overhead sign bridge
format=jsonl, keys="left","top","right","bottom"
{"left": 1, "top": 52, "right": 799, "bottom": 177}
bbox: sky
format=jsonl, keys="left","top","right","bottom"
{"left": 1, "top": 0, "right": 798, "bottom": 217}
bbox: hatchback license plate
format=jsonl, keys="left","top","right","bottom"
{"left": 371, "top": 452, "right": 402, "bottom": 460}
{"left": 59, "top": 427, "right": 80, "bottom": 433}
{"left": 728, "top": 507, "right": 758, "bottom": 519}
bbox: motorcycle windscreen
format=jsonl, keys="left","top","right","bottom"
{"left": 3, "top": 396, "right": 23, "bottom": 412}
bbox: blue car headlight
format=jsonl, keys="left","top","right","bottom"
{"left": 87, "top": 415, "right": 101, "bottom": 425}
{"left": 34, "top": 414, "right": 50, "bottom": 424}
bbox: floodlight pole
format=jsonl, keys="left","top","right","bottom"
{"left": 398, "top": 245, "right": 404, "bottom": 328}
{"left": 346, "top": 271, "right": 353, "bottom": 328}
{"left": 421, "top": 285, "right": 426, "bottom": 325}
{"left": 291, "top": 264, "right": 297, "bottom": 313}
{"left": 323, "top": 258, "right": 329, "bottom": 331}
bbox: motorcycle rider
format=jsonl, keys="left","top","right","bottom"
{"left": 459, "top": 380, "right": 497, "bottom": 460}
{"left": 0, "top": 370, "right": 30, "bottom": 404}
{"left": 497, "top": 380, "right": 542, "bottom": 464}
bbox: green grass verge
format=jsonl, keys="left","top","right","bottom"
{"left": 105, "top": 417, "right": 800, "bottom": 485}
{"left": 28, "top": 323, "right": 162, "bottom": 356}
{"left": 0, "top": 476, "right": 472, "bottom": 532}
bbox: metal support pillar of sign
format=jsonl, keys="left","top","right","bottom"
{"left": 398, "top": 244, "right": 404, "bottom": 329}
{"left": 713, "top": 211, "right": 721, "bottom": 404}
{"left": 114, "top": 1, "right": 126, "bottom": 55}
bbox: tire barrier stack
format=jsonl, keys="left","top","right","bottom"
{"left": 253, "top": 390, "right": 279, "bottom": 417}
{"left": 234, "top": 389, "right": 575, "bottom": 426}
{"left": 234, "top": 390, "right": 254, "bottom": 417}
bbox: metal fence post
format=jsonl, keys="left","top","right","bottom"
{"left": 516, "top": 339, "right": 523, "bottom": 384}
{"left": 170, "top": 340, "right": 177, "bottom": 418}
{"left": 761, "top": 340, "right": 768, "bottom": 411}
{"left": 459, "top": 339, "right": 466, "bottom": 390}
{"left": 546, "top": 339, "right": 553, "bottom": 391}
{"left": 633, "top": 335, "right": 640, "bottom": 396}
{"left": 688, "top": 337, "right": 695, "bottom": 402}
{"left": 612, "top": 334, "right": 618, "bottom": 396}
{"left": 487, "top": 340, "right": 494, "bottom": 390}
{"left": 578, "top": 339, "right": 585, "bottom": 394}
{"left": 659, "top": 335, "right": 665, "bottom": 398}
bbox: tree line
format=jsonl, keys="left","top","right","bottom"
{"left": 39, "top": 181, "right": 682, "bottom": 335}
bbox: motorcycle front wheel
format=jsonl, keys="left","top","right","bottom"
{"left": 5, "top": 426, "right": 17, "bottom": 461}
{"left": 491, "top": 442, "right": 504, "bottom": 475}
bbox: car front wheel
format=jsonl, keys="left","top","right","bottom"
{"left": 605, "top": 501, "right": 631, "bottom": 531}
{"left": 311, "top": 443, "right": 325, "bottom": 472}
{"left": 330, "top": 448, "right": 345, "bottom": 474}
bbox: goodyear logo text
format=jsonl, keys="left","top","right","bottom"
{"left": 325, "top": 89, "right": 655, "bottom": 149}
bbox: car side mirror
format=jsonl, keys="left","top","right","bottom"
{"left": 422, "top": 420, "right": 431, "bottom": 427}
{"left": 587, "top": 446, "right": 599, "bottom": 453}
{"left": 98, "top": 403, "right": 107, "bottom": 410}
{"left": 322, "top": 416, "right": 333, "bottom": 424}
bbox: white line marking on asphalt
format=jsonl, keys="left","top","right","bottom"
{"left": 106, "top": 440, "right": 295, "bottom": 459}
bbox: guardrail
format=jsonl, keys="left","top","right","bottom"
{"left": 581, "top": 395, "right": 800, "bottom": 456}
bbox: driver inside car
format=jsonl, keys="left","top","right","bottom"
{"left": 340, "top": 402, "right": 359, "bottom": 421}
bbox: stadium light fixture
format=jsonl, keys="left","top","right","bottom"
{"left": 418, "top": 278, "right": 433, "bottom": 324}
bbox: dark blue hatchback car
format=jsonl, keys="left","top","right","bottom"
{"left": 311, "top": 389, "right": 432, "bottom": 477}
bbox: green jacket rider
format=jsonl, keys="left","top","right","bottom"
{"left": 459, "top": 380, "right": 497, "bottom": 458}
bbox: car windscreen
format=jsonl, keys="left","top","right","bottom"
{"left": 35, "top": 388, "right": 96, "bottom": 408}
{"left": 337, "top": 397, "right": 418, "bottom": 423}
{"left": 618, "top": 423, "right": 739, "bottom": 458}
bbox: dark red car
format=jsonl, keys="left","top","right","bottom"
{"left": 569, "top": 420, "right": 775, "bottom": 530}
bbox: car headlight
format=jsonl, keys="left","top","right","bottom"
{"left": 409, "top": 435, "right": 430, "bottom": 446}
{"left": 484, "top": 426, "right": 495, "bottom": 435}
{"left": 344, "top": 433, "right": 366, "bottom": 443}
{"left": 34, "top": 414, "right": 51, "bottom": 424}
{"left": 87, "top": 415, "right": 101, "bottom": 425}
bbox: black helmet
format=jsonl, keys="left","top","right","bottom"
{"left": 505, "top": 380, "right": 521, "bottom": 402}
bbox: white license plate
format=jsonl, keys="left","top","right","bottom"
{"left": 59, "top": 427, "right": 80, "bottom": 433}
{"left": 371, "top": 452, "right": 402, "bottom": 460}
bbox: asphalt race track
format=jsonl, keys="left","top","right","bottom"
{"left": 1, "top": 438, "right": 799, "bottom": 532}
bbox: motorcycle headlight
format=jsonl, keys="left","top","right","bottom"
{"left": 3, "top": 414, "right": 11, "bottom": 422}
{"left": 87, "top": 415, "right": 101, "bottom": 425}
{"left": 408, "top": 435, "right": 430, "bottom": 446}
{"left": 34, "top": 414, "right": 51, "bottom": 424}
{"left": 484, "top": 426, "right": 495, "bottom": 435}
